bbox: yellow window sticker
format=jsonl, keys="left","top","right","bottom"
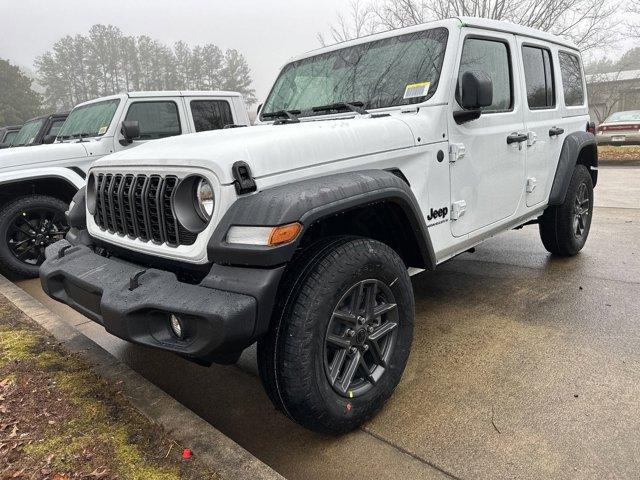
{"left": 404, "top": 81, "right": 430, "bottom": 99}
{"left": 98, "top": 126, "right": 108, "bottom": 135}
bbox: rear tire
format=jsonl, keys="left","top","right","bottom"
{"left": 0, "top": 195, "right": 69, "bottom": 278}
{"left": 539, "top": 164, "right": 593, "bottom": 256}
{"left": 257, "top": 237, "right": 414, "bottom": 434}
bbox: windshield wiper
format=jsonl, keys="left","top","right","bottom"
{"left": 311, "top": 101, "right": 369, "bottom": 115}
{"left": 262, "top": 109, "right": 301, "bottom": 124}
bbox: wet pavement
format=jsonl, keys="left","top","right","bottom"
{"left": 17, "top": 166, "right": 640, "bottom": 479}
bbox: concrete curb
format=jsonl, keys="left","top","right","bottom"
{"left": 0, "top": 274, "right": 285, "bottom": 480}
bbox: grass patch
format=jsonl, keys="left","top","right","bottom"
{"left": 0, "top": 293, "right": 219, "bottom": 479}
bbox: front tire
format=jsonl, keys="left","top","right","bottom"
{"left": 0, "top": 195, "right": 69, "bottom": 278}
{"left": 539, "top": 164, "right": 594, "bottom": 256}
{"left": 257, "top": 237, "right": 414, "bottom": 434}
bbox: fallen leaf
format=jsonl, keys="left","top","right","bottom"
{"left": 89, "top": 466, "right": 110, "bottom": 478}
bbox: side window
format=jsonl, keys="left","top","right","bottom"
{"left": 522, "top": 46, "right": 555, "bottom": 109}
{"left": 559, "top": 52, "right": 585, "bottom": 107}
{"left": 4, "top": 131, "right": 18, "bottom": 144}
{"left": 48, "top": 119, "right": 66, "bottom": 137}
{"left": 125, "top": 101, "right": 181, "bottom": 140}
{"left": 458, "top": 38, "right": 512, "bottom": 113}
{"left": 190, "top": 100, "right": 234, "bottom": 132}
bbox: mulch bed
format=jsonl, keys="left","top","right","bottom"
{"left": 598, "top": 145, "right": 640, "bottom": 162}
{"left": 0, "top": 294, "right": 218, "bottom": 480}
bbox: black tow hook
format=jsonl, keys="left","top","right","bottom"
{"left": 129, "top": 270, "right": 147, "bottom": 291}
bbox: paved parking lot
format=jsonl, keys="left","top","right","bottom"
{"left": 18, "top": 166, "right": 640, "bottom": 479}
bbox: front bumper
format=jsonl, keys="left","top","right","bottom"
{"left": 40, "top": 239, "right": 282, "bottom": 363}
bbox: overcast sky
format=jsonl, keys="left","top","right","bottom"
{"left": 1, "top": 0, "right": 634, "bottom": 107}
{"left": 0, "top": 0, "right": 347, "bottom": 105}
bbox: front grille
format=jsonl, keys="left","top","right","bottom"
{"left": 93, "top": 173, "right": 196, "bottom": 247}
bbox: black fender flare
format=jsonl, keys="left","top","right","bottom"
{"left": 207, "top": 169, "right": 436, "bottom": 269}
{"left": 66, "top": 186, "right": 86, "bottom": 228}
{"left": 548, "top": 132, "right": 597, "bottom": 206}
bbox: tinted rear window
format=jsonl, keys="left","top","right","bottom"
{"left": 190, "top": 100, "right": 234, "bottom": 131}
{"left": 559, "top": 52, "right": 584, "bottom": 107}
{"left": 522, "top": 46, "right": 555, "bottom": 109}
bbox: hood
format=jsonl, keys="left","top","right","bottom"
{"left": 94, "top": 115, "right": 416, "bottom": 184}
{"left": 0, "top": 142, "right": 89, "bottom": 171}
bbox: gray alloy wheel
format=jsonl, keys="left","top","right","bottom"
{"left": 324, "top": 279, "right": 398, "bottom": 398}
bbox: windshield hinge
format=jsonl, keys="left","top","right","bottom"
{"left": 232, "top": 161, "right": 257, "bottom": 195}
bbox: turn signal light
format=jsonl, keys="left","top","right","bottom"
{"left": 268, "top": 222, "right": 302, "bottom": 246}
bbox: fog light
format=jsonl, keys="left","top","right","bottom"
{"left": 169, "top": 314, "right": 185, "bottom": 339}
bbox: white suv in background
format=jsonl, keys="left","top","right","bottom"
{"left": 0, "top": 91, "right": 249, "bottom": 277}
{"left": 41, "top": 18, "right": 596, "bottom": 434}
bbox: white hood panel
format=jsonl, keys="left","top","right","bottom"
{"left": 93, "top": 116, "right": 417, "bottom": 184}
{"left": 0, "top": 143, "right": 89, "bottom": 171}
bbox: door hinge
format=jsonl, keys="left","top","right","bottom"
{"left": 451, "top": 200, "right": 467, "bottom": 220}
{"left": 526, "top": 177, "right": 537, "bottom": 193}
{"left": 449, "top": 143, "right": 466, "bottom": 163}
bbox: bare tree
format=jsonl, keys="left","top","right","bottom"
{"left": 627, "top": 1, "right": 640, "bottom": 37}
{"left": 585, "top": 47, "right": 640, "bottom": 122}
{"left": 320, "top": 0, "right": 624, "bottom": 50}
{"left": 317, "top": 0, "right": 378, "bottom": 46}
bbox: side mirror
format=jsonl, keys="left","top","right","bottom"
{"left": 120, "top": 120, "right": 140, "bottom": 145}
{"left": 43, "top": 134, "right": 56, "bottom": 144}
{"left": 454, "top": 71, "right": 493, "bottom": 124}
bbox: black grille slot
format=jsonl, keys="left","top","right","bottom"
{"left": 161, "top": 176, "right": 179, "bottom": 246}
{"left": 146, "top": 176, "right": 163, "bottom": 243}
{"left": 93, "top": 173, "right": 199, "bottom": 247}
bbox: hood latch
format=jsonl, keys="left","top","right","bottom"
{"left": 232, "top": 161, "right": 257, "bottom": 195}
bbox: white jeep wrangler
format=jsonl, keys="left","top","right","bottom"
{"left": 0, "top": 91, "right": 249, "bottom": 277}
{"left": 41, "top": 17, "right": 597, "bottom": 434}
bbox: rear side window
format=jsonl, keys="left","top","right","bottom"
{"left": 559, "top": 52, "right": 585, "bottom": 107}
{"left": 522, "top": 46, "right": 555, "bottom": 109}
{"left": 458, "top": 38, "right": 512, "bottom": 113}
{"left": 125, "top": 101, "right": 181, "bottom": 140}
{"left": 190, "top": 100, "right": 234, "bottom": 132}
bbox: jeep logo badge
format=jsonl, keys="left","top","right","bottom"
{"left": 427, "top": 207, "right": 449, "bottom": 221}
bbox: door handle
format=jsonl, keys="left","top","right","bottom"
{"left": 507, "top": 133, "right": 528, "bottom": 144}
{"left": 549, "top": 127, "right": 565, "bottom": 137}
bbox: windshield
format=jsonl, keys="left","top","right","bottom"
{"left": 606, "top": 111, "right": 640, "bottom": 123}
{"left": 261, "top": 27, "right": 448, "bottom": 120}
{"left": 11, "top": 118, "right": 45, "bottom": 146}
{"left": 58, "top": 99, "right": 120, "bottom": 139}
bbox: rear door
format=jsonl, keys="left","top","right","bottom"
{"left": 448, "top": 30, "right": 526, "bottom": 237}
{"left": 517, "top": 38, "right": 564, "bottom": 206}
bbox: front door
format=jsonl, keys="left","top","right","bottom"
{"left": 448, "top": 30, "right": 526, "bottom": 237}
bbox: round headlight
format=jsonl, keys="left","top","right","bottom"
{"left": 195, "top": 178, "right": 214, "bottom": 221}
